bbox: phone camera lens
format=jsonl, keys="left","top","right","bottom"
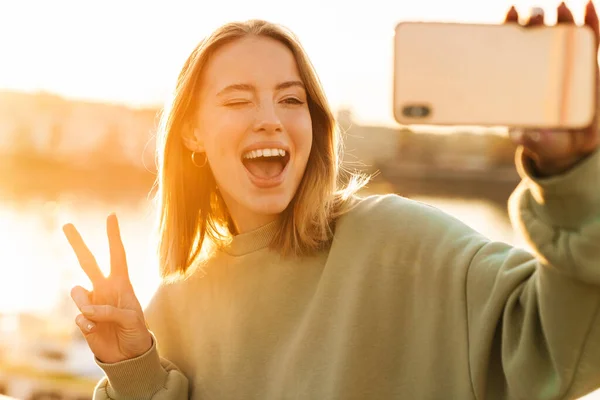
{"left": 402, "top": 105, "right": 431, "bottom": 118}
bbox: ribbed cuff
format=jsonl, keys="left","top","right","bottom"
{"left": 96, "top": 335, "right": 168, "bottom": 399}
{"left": 514, "top": 147, "right": 600, "bottom": 228}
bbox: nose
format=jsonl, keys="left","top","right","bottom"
{"left": 253, "top": 101, "right": 283, "bottom": 134}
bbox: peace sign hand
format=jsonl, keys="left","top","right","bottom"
{"left": 63, "top": 213, "right": 153, "bottom": 364}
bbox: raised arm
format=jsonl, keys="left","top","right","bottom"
{"left": 465, "top": 147, "right": 600, "bottom": 399}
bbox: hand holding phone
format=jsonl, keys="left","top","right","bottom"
{"left": 393, "top": 12, "right": 597, "bottom": 129}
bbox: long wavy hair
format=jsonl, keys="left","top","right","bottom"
{"left": 153, "top": 19, "right": 368, "bottom": 280}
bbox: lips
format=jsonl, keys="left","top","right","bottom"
{"left": 240, "top": 144, "right": 291, "bottom": 188}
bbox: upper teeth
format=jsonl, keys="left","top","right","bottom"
{"left": 243, "top": 148, "right": 287, "bottom": 159}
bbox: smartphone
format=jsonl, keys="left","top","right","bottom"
{"left": 393, "top": 22, "right": 597, "bottom": 129}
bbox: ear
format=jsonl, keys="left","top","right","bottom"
{"left": 181, "top": 127, "right": 205, "bottom": 153}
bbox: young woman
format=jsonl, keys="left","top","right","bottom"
{"left": 63, "top": 2, "right": 600, "bottom": 399}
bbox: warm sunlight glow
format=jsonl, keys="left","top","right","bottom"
{"left": 0, "top": 0, "right": 593, "bottom": 127}
{"left": 1, "top": 1, "right": 599, "bottom": 397}
{"left": 0, "top": 200, "right": 160, "bottom": 314}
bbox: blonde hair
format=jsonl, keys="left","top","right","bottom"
{"left": 154, "top": 19, "right": 368, "bottom": 280}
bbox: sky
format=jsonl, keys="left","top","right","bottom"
{"left": 0, "top": 0, "right": 592, "bottom": 127}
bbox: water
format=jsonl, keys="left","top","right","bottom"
{"left": 0, "top": 196, "right": 162, "bottom": 315}
{"left": 0, "top": 193, "right": 522, "bottom": 315}
{"left": 415, "top": 195, "right": 527, "bottom": 247}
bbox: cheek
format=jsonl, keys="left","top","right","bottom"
{"left": 203, "top": 114, "right": 248, "bottom": 159}
{"left": 286, "top": 112, "right": 313, "bottom": 157}
{"left": 204, "top": 138, "right": 233, "bottom": 171}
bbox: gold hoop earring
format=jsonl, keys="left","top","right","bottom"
{"left": 191, "top": 151, "right": 207, "bottom": 168}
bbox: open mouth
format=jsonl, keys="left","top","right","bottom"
{"left": 242, "top": 148, "right": 291, "bottom": 181}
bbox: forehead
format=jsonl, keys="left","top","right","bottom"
{"left": 201, "top": 36, "right": 302, "bottom": 93}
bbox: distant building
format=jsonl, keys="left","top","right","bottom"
{"left": 0, "top": 90, "right": 160, "bottom": 169}
{"left": 337, "top": 109, "right": 405, "bottom": 172}
{"left": 337, "top": 108, "right": 516, "bottom": 174}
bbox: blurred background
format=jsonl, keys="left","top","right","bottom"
{"left": 0, "top": 0, "right": 597, "bottom": 398}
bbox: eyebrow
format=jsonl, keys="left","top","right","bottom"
{"left": 216, "top": 80, "right": 305, "bottom": 96}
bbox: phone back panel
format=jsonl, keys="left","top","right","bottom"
{"left": 393, "top": 22, "right": 597, "bottom": 129}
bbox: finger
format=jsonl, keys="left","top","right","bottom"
{"left": 106, "top": 213, "right": 129, "bottom": 280}
{"left": 575, "top": 130, "right": 597, "bottom": 154}
{"left": 525, "top": 7, "right": 545, "bottom": 27}
{"left": 508, "top": 128, "right": 526, "bottom": 145}
{"left": 556, "top": 2, "right": 575, "bottom": 24}
{"left": 81, "top": 304, "right": 140, "bottom": 328}
{"left": 504, "top": 5, "right": 519, "bottom": 23}
{"left": 585, "top": 1, "right": 600, "bottom": 144}
{"left": 511, "top": 129, "right": 554, "bottom": 154}
{"left": 75, "top": 314, "right": 96, "bottom": 335}
{"left": 63, "top": 223, "right": 105, "bottom": 285}
{"left": 517, "top": 129, "right": 584, "bottom": 162}
{"left": 70, "top": 285, "right": 92, "bottom": 310}
{"left": 585, "top": 0, "right": 600, "bottom": 46}
{"left": 521, "top": 130, "right": 544, "bottom": 151}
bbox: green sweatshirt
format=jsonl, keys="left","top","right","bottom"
{"left": 93, "top": 148, "right": 600, "bottom": 400}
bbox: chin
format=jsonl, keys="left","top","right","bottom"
{"left": 246, "top": 192, "right": 294, "bottom": 216}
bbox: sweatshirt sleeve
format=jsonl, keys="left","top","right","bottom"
{"left": 92, "top": 334, "right": 189, "bottom": 400}
{"left": 466, "top": 147, "right": 600, "bottom": 399}
{"left": 92, "top": 286, "right": 190, "bottom": 400}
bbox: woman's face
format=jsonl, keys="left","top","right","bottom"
{"left": 188, "top": 36, "right": 313, "bottom": 234}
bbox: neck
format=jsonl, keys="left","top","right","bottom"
{"left": 223, "top": 218, "right": 280, "bottom": 256}
{"left": 231, "top": 213, "right": 279, "bottom": 235}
